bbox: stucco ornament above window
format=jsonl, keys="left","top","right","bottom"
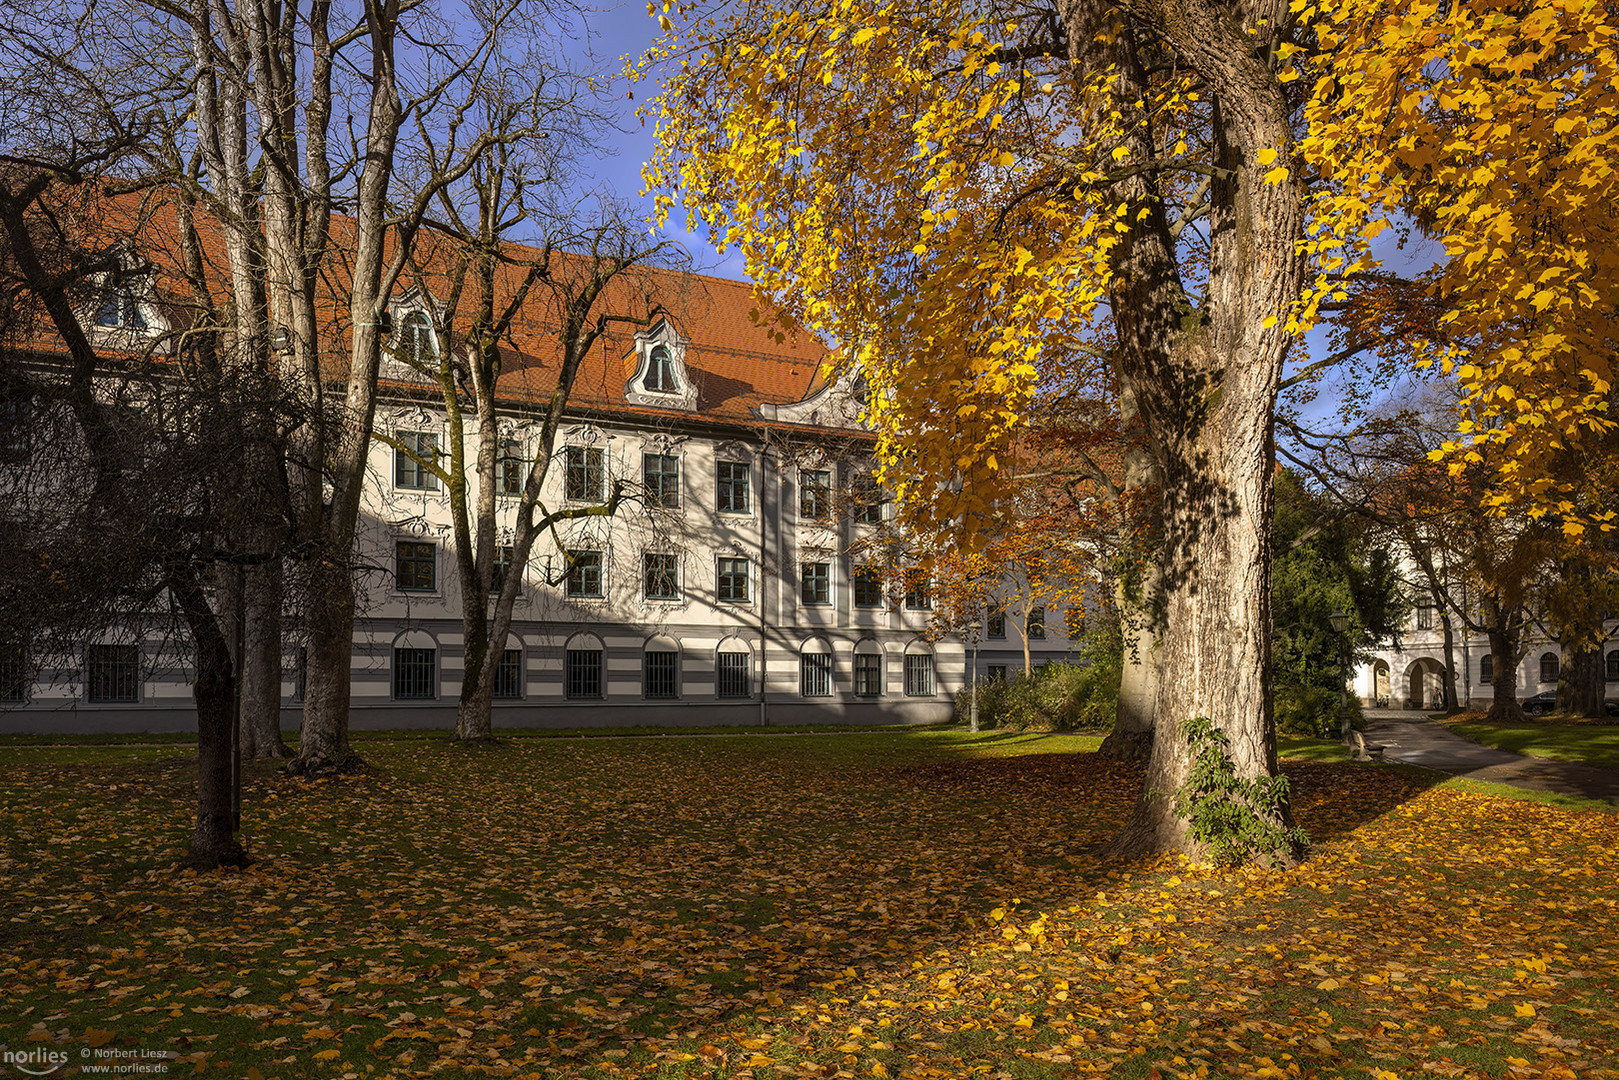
{"left": 624, "top": 320, "right": 698, "bottom": 412}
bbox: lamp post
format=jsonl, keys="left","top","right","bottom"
{"left": 1328, "top": 609, "right": 1351, "bottom": 741}
{"left": 966, "top": 620, "right": 983, "bottom": 733}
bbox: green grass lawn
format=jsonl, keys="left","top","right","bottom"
{"left": 2, "top": 730, "right": 1616, "bottom": 1080}
{"left": 1447, "top": 717, "right": 1619, "bottom": 771}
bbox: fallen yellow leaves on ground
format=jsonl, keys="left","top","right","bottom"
{"left": 0, "top": 732, "right": 1614, "bottom": 1080}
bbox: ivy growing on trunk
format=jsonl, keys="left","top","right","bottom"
{"left": 1173, "top": 717, "right": 1309, "bottom": 868}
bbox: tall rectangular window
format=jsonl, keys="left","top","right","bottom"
{"left": 644, "top": 453, "right": 680, "bottom": 508}
{"left": 853, "top": 567, "right": 884, "bottom": 608}
{"left": 800, "top": 469, "right": 831, "bottom": 519}
{"left": 490, "top": 546, "right": 515, "bottom": 595}
{"left": 393, "top": 648, "right": 437, "bottom": 700}
{"left": 1415, "top": 605, "right": 1435, "bottom": 631}
{"left": 717, "top": 557, "right": 750, "bottom": 603}
{"left": 644, "top": 552, "right": 679, "bottom": 600}
{"left": 565, "top": 446, "right": 605, "bottom": 502}
{"left": 854, "top": 653, "right": 882, "bottom": 697}
{"left": 394, "top": 431, "right": 439, "bottom": 490}
{"left": 1608, "top": 650, "right": 1619, "bottom": 682}
{"left": 717, "top": 652, "right": 751, "bottom": 698}
{"left": 904, "top": 654, "right": 933, "bottom": 696}
{"left": 492, "top": 649, "right": 522, "bottom": 699}
{"left": 987, "top": 603, "right": 1006, "bottom": 639}
{"left": 801, "top": 652, "right": 833, "bottom": 697}
{"left": 852, "top": 477, "right": 882, "bottom": 525}
{"left": 716, "top": 461, "right": 751, "bottom": 513}
{"left": 801, "top": 562, "right": 831, "bottom": 605}
{"left": 904, "top": 571, "right": 931, "bottom": 611}
{"left": 566, "top": 550, "right": 604, "bottom": 598}
{"left": 0, "top": 644, "right": 24, "bottom": 703}
{"left": 498, "top": 439, "right": 525, "bottom": 495}
{"left": 1027, "top": 606, "right": 1046, "bottom": 640}
{"left": 566, "top": 649, "right": 603, "bottom": 698}
{"left": 644, "top": 651, "right": 679, "bottom": 699}
{"left": 396, "top": 541, "right": 437, "bottom": 592}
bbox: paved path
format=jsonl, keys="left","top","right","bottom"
{"left": 1361, "top": 708, "right": 1619, "bottom": 805}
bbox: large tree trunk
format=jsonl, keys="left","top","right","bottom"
{"left": 1066, "top": 0, "right": 1305, "bottom": 863}
{"left": 1099, "top": 571, "right": 1159, "bottom": 763}
{"left": 171, "top": 570, "right": 249, "bottom": 870}
{"left": 289, "top": 557, "right": 363, "bottom": 775}
{"left": 1558, "top": 643, "right": 1605, "bottom": 717}
{"left": 454, "top": 614, "right": 497, "bottom": 742}
{"left": 1437, "top": 605, "right": 1460, "bottom": 714}
{"left": 1485, "top": 629, "right": 1527, "bottom": 723}
{"left": 240, "top": 560, "right": 291, "bottom": 758}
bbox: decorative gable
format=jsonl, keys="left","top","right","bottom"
{"left": 623, "top": 320, "right": 698, "bottom": 412}
{"left": 754, "top": 367, "right": 869, "bottom": 430}
{"left": 82, "top": 257, "right": 167, "bottom": 351}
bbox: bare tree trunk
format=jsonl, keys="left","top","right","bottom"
{"left": 1558, "top": 643, "right": 1604, "bottom": 717}
{"left": 240, "top": 560, "right": 290, "bottom": 758}
{"left": 1438, "top": 605, "right": 1460, "bottom": 714}
{"left": 289, "top": 558, "right": 363, "bottom": 775}
{"left": 1100, "top": 570, "right": 1158, "bottom": 762}
{"left": 171, "top": 570, "right": 249, "bottom": 870}
{"left": 1486, "top": 629, "right": 1527, "bottom": 723}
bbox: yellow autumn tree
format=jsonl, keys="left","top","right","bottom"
{"left": 641, "top": 0, "right": 1618, "bottom": 863}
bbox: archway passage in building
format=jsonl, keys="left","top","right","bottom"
{"left": 1372, "top": 660, "right": 1391, "bottom": 708}
{"left": 1404, "top": 657, "right": 1445, "bottom": 710}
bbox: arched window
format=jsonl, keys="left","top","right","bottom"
{"left": 800, "top": 637, "right": 834, "bottom": 697}
{"left": 393, "top": 629, "right": 438, "bottom": 700}
{"left": 853, "top": 639, "right": 883, "bottom": 698}
{"left": 1480, "top": 654, "right": 1493, "bottom": 685}
{"left": 716, "top": 636, "right": 753, "bottom": 699}
{"left": 564, "top": 632, "right": 605, "bottom": 699}
{"left": 644, "top": 635, "right": 680, "bottom": 700}
{"left": 492, "top": 636, "right": 523, "bottom": 700}
{"left": 398, "top": 311, "right": 437, "bottom": 366}
{"left": 644, "top": 344, "right": 676, "bottom": 392}
{"left": 903, "top": 640, "right": 935, "bottom": 697}
{"left": 1540, "top": 652, "right": 1560, "bottom": 684}
{"left": 1608, "top": 650, "right": 1619, "bottom": 682}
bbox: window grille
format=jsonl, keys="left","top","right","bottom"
{"left": 905, "top": 654, "right": 933, "bottom": 696}
{"left": 394, "top": 648, "right": 436, "bottom": 700}
{"left": 566, "top": 649, "right": 603, "bottom": 698}
{"left": 1608, "top": 650, "right": 1619, "bottom": 682}
{"left": 645, "top": 651, "right": 679, "bottom": 699}
{"left": 493, "top": 649, "right": 522, "bottom": 699}
{"left": 1, "top": 645, "right": 26, "bottom": 703}
{"left": 1541, "top": 652, "right": 1560, "bottom": 683}
{"left": 854, "top": 654, "right": 882, "bottom": 697}
{"left": 1480, "top": 654, "right": 1494, "bottom": 685}
{"left": 717, "top": 652, "right": 751, "bottom": 698}
{"left": 801, "top": 652, "right": 833, "bottom": 697}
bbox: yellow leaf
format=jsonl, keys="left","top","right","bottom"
{"left": 851, "top": 27, "right": 876, "bottom": 46}
{"left": 1264, "top": 166, "right": 1290, "bottom": 184}
{"left": 1257, "top": 147, "right": 1279, "bottom": 166}
{"left": 312, "top": 1049, "right": 341, "bottom": 1062}
{"left": 1514, "top": 1003, "right": 1536, "bottom": 1017}
{"left": 1316, "top": 978, "right": 1340, "bottom": 991}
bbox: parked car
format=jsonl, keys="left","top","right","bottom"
{"left": 1521, "top": 691, "right": 1559, "bottom": 716}
{"left": 1521, "top": 691, "right": 1619, "bottom": 717}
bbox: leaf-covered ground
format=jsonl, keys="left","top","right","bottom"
{"left": 2, "top": 731, "right": 1616, "bottom": 1080}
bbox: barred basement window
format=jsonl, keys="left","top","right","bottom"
{"left": 565, "top": 446, "right": 605, "bottom": 502}
{"left": 801, "top": 652, "right": 833, "bottom": 697}
{"left": 1, "top": 644, "right": 26, "bottom": 703}
{"left": 566, "top": 649, "right": 603, "bottom": 698}
{"left": 394, "top": 648, "right": 437, "bottom": 700}
{"left": 854, "top": 654, "right": 882, "bottom": 698}
{"left": 1540, "top": 652, "right": 1560, "bottom": 683}
{"left": 904, "top": 654, "right": 933, "bottom": 697}
{"left": 492, "top": 649, "right": 522, "bottom": 699}
{"left": 716, "top": 652, "right": 751, "bottom": 698}
{"left": 1480, "top": 654, "right": 1494, "bottom": 685}
{"left": 717, "top": 461, "right": 751, "bottom": 513}
{"left": 1608, "top": 650, "right": 1619, "bottom": 682}
{"left": 88, "top": 644, "right": 139, "bottom": 703}
{"left": 645, "top": 651, "right": 679, "bottom": 699}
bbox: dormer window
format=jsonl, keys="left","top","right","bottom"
{"left": 644, "top": 345, "right": 677, "bottom": 393}
{"left": 95, "top": 283, "right": 147, "bottom": 330}
{"left": 397, "top": 311, "right": 438, "bottom": 367}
